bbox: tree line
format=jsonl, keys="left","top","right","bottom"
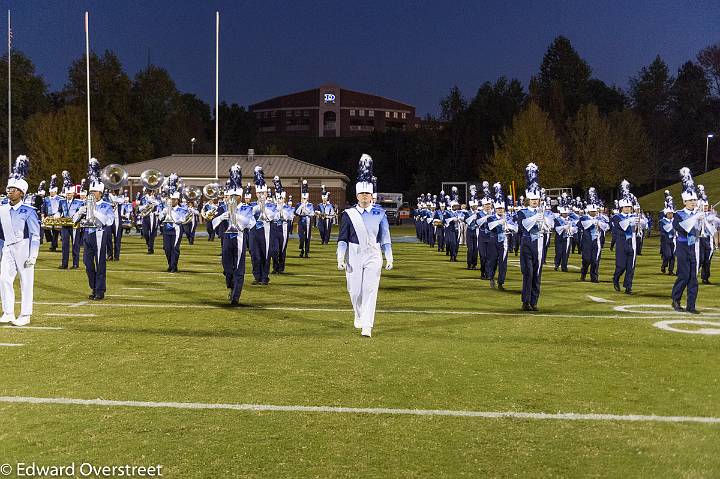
{"left": 1, "top": 36, "right": 719, "bottom": 202}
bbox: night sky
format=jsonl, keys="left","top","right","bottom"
{"left": 4, "top": 0, "right": 719, "bottom": 116}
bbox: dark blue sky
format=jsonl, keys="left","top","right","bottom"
{"left": 4, "top": 0, "right": 719, "bottom": 116}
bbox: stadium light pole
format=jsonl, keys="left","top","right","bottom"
{"left": 706, "top": 133, "right": 714, "bottom": 173}
{"left": 191, "top": 137, "right": 196, "bottom": 154}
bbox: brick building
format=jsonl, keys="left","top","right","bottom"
{"left": 249, "top": 83, "right": 416, "bottom": 138}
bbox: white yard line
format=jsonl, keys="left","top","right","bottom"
{"left": 44, "top": 313, "right": 96, "bottom": 318}
{"left": 0, "top": 343, "right": 24, "bottom": 347}
{"left": 2, "top": 325, "right": 64, "bottom": 329}
{"left": 29, "top": 301, "right": 695, "bottom": 320}
{"left": 0, "top": 396, "right": 717, "bottom": 425}
{"left": 587, "top": 295, "right": 615, "bottom": 303}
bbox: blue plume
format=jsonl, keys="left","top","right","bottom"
{"left": 679, "top": 167, "right": 695, "bottom": 196}
{"left": 301, "top": 180, "right": 308, "bottom": 194}
{"left": 482, "top": 181, "right": 491, "bottom": 199}
{"left": 167, "top": 173, "right": 179, "bottom": 195}
{"left": 493, "top": 182, "right": 504, "bottom": 203}
{"left": 273, "top": 175, "right": 283, "bottom": 193}
{"left": 664, "top": 190, "right": 674, "bottom": 210}
{"left": 88, "top": 158, "right": 101, "bottom": 182}
{"left": 371, "top": 176, "right": 377, "bottom": 192}
{"left": 697, "top": 184, "right": 707, "bottom": 201}
{"left": 451, "top": 186, "right": 458, "bottom": 202}
{"left": 587, "top": 187, "right": 600, "bottom": 206}
{"left": 49, "top": 174, "right": 58, "bottom": 190}
{"left": 62, "top": 170, "right": 73, "bottom": 190}
{"left": 619, "top": 179, "right": 631, "bottom": 200}
{"left": 38, "top": 180, "right": 46, "bottom": 191}
{"left": 246, "top": 182, "right": 252, "bottom": 194}
{"left": 228, "top": 163, "right": 242, "bottom": 190}
{"left": 357, "top": 154, "right": 373, "bottom": 183}
{"left": 254, "top": 165, "right": 266, "bottom": 187}
{"left": 525, "top": 163, "right": 539, "bottom": 192}
{"left": 506, "top": 195, "right": 514, "bottom": 207}
{"left": 12, "top": 155, "right": 29, "bottom": 179}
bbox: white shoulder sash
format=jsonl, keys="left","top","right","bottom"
{"left": 0, "top": 204, "right": 20, "bottom": 245}
{"left": 346, "top": 207, "right": 373, "bottom": 250}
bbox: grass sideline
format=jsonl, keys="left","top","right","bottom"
{"left": 638, "top": 166, "right": 720, "bottom": 211}
{"left": 0, "top": 227, "right": 719, "bottom": 478}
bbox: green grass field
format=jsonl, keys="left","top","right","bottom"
{"left": 638, "top": 167, "right": 720, "bottom": 211}
{"left": 1, "top": 226, "right": 719, "bottom": 478}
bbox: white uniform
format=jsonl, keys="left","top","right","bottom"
{"left": 0, "top": 201, "right": 41, "bottom": 323}
{"left": 337, "top": 204, "right": 393, "bottom": 332}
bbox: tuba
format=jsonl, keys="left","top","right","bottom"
{"left": 140, "top": 169, "right": 165, "bottom": 191}
{"left": 203, "top": 183, "right": 220, "bottom": 200}
{"left": 183, "top": 186, "right": 201, "bottom": 202}
{"left": 101, "top": 164, "right": 128, "bottom": 190}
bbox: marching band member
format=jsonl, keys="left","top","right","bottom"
{"left": 634, "top": 203, "right": 645, "bottom": 255}
{"left": 337, "top": 154, "right": 393, "bottom": 338}
{"left": 213, "top": 164, "right": 256, "bottom": 305}
{"left": 202, "top": 195, "right": 220, "bottom": 242}
{"left": 249, "top": 166, "right": 275, "bottom": 285}
{"left": 182, "top": 199, "right": 199, "bottom": 245}
{"left": 74, "top": 158, "right": 115, "bottom": 300}
{"left": 0, "top": 155, "right": 40, "bottom": 326}
{"left": 464, "top": 185, "right": 479, "bottom": 270}
{"left": 516, "top": 163, "right": 551, "bottom": 311}
{"left": 444, "top": 191, "right": 461, "bottom": 262}
{"left": 316, "top": 185, "right": 335, "bottom": 245}
{"left": 140, "top": 188, "right": 160, "bottom": 254}
{"left": 433, "top": 193, "right": 447, "bottom": 253}
{"left": 671, "top": 167, "right": 702, "bottom": 313}
{"left": 696, "top": 185, "right": 716, "bottom": 284}
{"left": 486, "top": 183, "right": 517, "bottom": 290}
{"left": 476, "top": 182, "right": 493, "bottom": 278}
{"left": 659, "top": 191, "right": 676, "bottom": 275}
{"left": 58, "top": 171, "right": 83, "bottom": 269}
{"left": 611, "top": 180, "right": 642, "bottom": 294}
{"left": 578, "top": 188, "right": 609, "bottom": 283}
{"left": 295, "top": 180, "right": 314, "bottom": 258}
{"left": 108, "top": 189, "right": 128, "bottom": 261}
{"left": 271, "top": 176, "right": 293, "bottom": 274}
{"left": 553, "top": 195, "right": 577, "bottom": 272}
{"left": 158, "top": 174, "right": 188, "bottom": 273}
{"left": 43, "top": 174, "right": 62, "bottom": 251}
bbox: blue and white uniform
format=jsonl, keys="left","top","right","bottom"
{"left": 159, "top": 202, "right": 188, "bottom": 273}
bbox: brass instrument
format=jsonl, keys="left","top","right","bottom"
{"left": 203, "top": 183, "right": 220, "bottom": 200}
{"left": 80, "top": 193, "right": 98, "bottom": 229}
{"left": 183, "top": 186, "right": 201, "bottom": 202}
{"left": 226, "top": 195, "right": 240, "bottom": 234}
{"left": 162, "top": 197, "right": 175, "bottom": 225}
{"left": 140, "top": 169, "right": 165, "bottom": 191}
{"left": 101, "top": 164, "right": 128, "bottom": 189}
{"left": 42, "top": 216, "right": 75, "bottom": 230}
{"left": 139, "top": 201, "right": 157, "bottom": 217}
{"left": 698, "top": 207, "right": 707, "bottom": 238}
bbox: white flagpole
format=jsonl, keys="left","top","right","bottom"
{"left": 214, "top": 11, "right": 219, "bottom": 181}
{"left": 7, "top": 10, "right": 11, "bottom": 175}
{"left": 85, "top": 11, "right": 91, "bottom": 161}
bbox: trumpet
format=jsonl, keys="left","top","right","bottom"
{"left": 698, "top": 209, "right": 707, "bottom": 238}
{"left": 202, "top": 203, "right": 219, "bottom": 221}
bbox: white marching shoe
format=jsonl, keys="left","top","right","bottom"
{"left": 10, "top": 315, "right": 30, "bottom": 327}
{"left": 354, "top": 317, "right": 362, "bottom": 329}
{"left": 0, "top": 313, "right": 14, "bottom": 324}
{"left": 361, "top": 327, "right": 372, "bottom": 338}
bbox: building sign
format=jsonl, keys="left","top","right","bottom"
{"left": 323, "top": 93, "right": 336, "bottom": 103}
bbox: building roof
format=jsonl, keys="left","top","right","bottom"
{"left": 250, "top": 84, "right": 414, "bottom": 112}
{"left": 122, "top": 154, "right": 350, "bottom": 182}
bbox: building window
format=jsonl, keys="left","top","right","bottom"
{"left": 368, "top": 110, "right": 374, "bottom": 117}
{"left": 359, "top": 109, "right": 365, "bottom": 116}
{"left": 272, "top": 111, "right": 278, "bottom": 118}
{"left": 401, "top": 112, "right": 406, "bottom": 119}
{"left": 350, "top": 109, "right": 355, "bottom": 116}
{"left": 385, "top": 111, "right": 390, "bottom": 118}
{"left": 323, "top": 111, "right": 337, "bottom": 131}
{"left": 303, "top": 110, "right": 309, "bottom": 117}
{"left": 393, "top": 112, "right": 398, "bottom": 119}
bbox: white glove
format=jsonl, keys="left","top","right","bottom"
{"left": 24, "top": 256, "right": 36, "bottom": 268}
{"left": 337, "top": 262, "right": 346, "bottom": 271}
{"left": 630, "top": 217, "right": 639, "bottom": 226}
{"left": 218, "top": 212, "right": 229, "bottom": 221}
{"left": 53, "top": 212, "right": 61, "bottom": 218}
{"left": 385, "top": 261, "right": 393, "bottom": 271}
{"left": 78, "top": 206, "right": 87, "bottom": 215}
